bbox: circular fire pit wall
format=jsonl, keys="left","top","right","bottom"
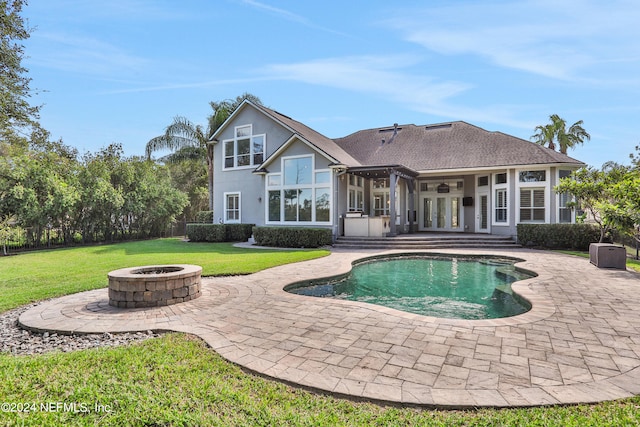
{"left": 108, "top": 264, "right": 202, "bottom": 308}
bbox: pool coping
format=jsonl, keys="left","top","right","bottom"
{"left": 18, "top": 247, "right": 640, "bottom": 408}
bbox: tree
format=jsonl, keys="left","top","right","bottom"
{"left": 1, "top": 0, "right": 40, "bottom": 141}
{"left": 145, "top": 92, "right": 262, "bottom": 211}
{"left": 555, "top": 160, "right": 640, "bottom": 244}
{"left": 531, "top": 114, "right": 590, "bottom": 154}
{"left": 555, "top": 166, "right": 615, "bottom": 242}
{"left": 164, "top": 150, "right": 208, "bottom": 222}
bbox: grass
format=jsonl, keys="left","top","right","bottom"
{"left": 1, "top": 239, "right": 640, "bottom": 426}
{"left": 2, "top": 334, "right": 640, "bottom": 426}
{"left": 0, "top": 238, "right": 329, "bottom": 312}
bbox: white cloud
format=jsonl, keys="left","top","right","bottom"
{"left": 238, "top": 0, "right": 351, "bottom": 37}
{"left": 385, "top": 0, "right": 640, "bottom": 82}
{"left": 28, "top": 32, "right": 148, "bottom": 76}
{"left": 264, "top": 55, "right": 470, "bottom": 107}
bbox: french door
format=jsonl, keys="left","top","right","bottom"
{"left": 421, "top": 195, "right": 462, "bottom": 231}
{"left": 476, "top": 188, "right": 490, "bottom": 233}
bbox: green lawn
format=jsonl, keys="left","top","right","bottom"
{"left": 0, "top": 238, "right": 329, "bottom": 313}
{"left": 1, "top": 239, "right": 640, "bottom": 426}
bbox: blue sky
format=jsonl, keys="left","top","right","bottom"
{"left": 22, "top": 0, "right": 640, "bottom": 168}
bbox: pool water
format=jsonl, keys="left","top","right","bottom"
{"left": 287, "top": 255, "right": 533, "bottom": 320}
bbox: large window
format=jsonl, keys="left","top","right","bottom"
{"left": 520, "top": 188, "right": 545, "bottom": 222}
{"left": 493, "top": 172, "right": 508, "bottom": 225}
{"left": 224, "top": 192, "right": 241, "bottom": 223}
{"left": 267, "top": 155, "right": 331, "bottom": 224}
{"left": 223, "top": 125, "right": 265, "bottom": 169}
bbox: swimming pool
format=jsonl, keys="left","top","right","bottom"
{"left": 286, "top": 254, "right": 534, "bottom": 320}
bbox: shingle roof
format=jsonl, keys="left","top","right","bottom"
{"left": 333, "top": 121, "right": 584, "bottom": 172}
{"left": 253, "top": 104, "right": 361, "bottom": 167}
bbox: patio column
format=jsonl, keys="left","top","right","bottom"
{"left": 389, "top": 172, "right": 397, "bottom": 236}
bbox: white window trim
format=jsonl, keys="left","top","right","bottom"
{"left": 224, "top": 192, "right": 241, "bottom": 224}
{"left": 222, "top": 124, "right": 266, "bottom": 171}
{"left": 265, "top": 154, "right": 333, "bottom": 225}
{"left": 516, "top": 168, "right": 550, "bottom": 224}
{"left": 492, "top": 172, "right": 509, "bottom": 226}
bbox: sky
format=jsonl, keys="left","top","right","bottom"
{"left": 20, "top": 0, "right": 640, "bottom": 168}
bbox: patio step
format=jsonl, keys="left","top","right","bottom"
{"left": 333, "top": 235, "right": 520, "bottom": 250}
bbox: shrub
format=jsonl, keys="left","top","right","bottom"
{"left": 195, "top": 211, "right": 214, "bottom": 223}
{"left": 517, "top": 223, "right": 608, "bottom": 250}
{"left": 186, "top": 224, "right": 254, "bottom": 242}
{"left": 253, "top": 227, "right": 333, "bottom": 248}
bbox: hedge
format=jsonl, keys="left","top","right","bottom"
{"left": 195, "top": 211, "right": 214, "bottom": 223}
{"left": 252, "top": 226, "right": 333, "bottom": 248}
{"left": 186, "top": 223, "right": 254, "bottom": 242}
{"left": 517, "top": 223, "right": 609, "bottom": 251}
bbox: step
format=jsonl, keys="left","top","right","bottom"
{"left": 333, "top": 235, "right": 520, "bottom": 250}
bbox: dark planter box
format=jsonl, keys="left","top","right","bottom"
{"left": 589, "top": 243, "right": 627, "bottom": 269}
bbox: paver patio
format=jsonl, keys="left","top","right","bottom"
{"left": 18, "top": 247, "right": 640, "bottom": 408}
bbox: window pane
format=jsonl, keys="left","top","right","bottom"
{"left": 237, "top": 139, "right": 250, "bottom": 166}
{"left": 520, "top": 209, "right": 532, "bottom": 221}
{"left": 559, "top": 169, "right": 571, "bottom": 179}
{"left": 519, "top": 170, "right": 546, "bottom": 182}
{"left": 451, "top": 197, "right": 459, "bottom": 228}
{"left": 226, "top": 194, "right": 239, "bottom": 221}
{"left": 424, "top": 198, "right": 432, "bottom": 228}
{"left": 236, "top": 125, "right": 251, "bottom": 137}
{"left": 520, "top": 190, "right": 532, "bottom": 207}
{"left": 316, "top": 189, "right": 330, "bottom": 222}
{"left": 252, "top": 135, "right": 264, "bottom": 165}
{"left": 267, "top": 175, "right": 280, "bottom": 186}
{"left": 559, "top": 208, "right": 572, "bottom": 223}
{"left": 437, "top": 198, "right": 445, "bottom": 228}
{"left": 478, "top": 176, "right": 489, "bottom": 187}
{"left": 495, "top": 189, "right": 507, "bottom": 223}
{"left": 224, "top": 140, "right": 234, "bottom": 156}
{"left": 495, "top": 173, "right": 507, "bottom": 184}
{"left": 315, "top": 171, "right": 330, "bottom": 184}
{"left": 252, "top": 135, "right": 264, "bottom": 152}
{"left": 284, "top": 189, "right": 298, "bottom": 221}
{"left": 373, "top": 178, "right": 388, "bottom": 189}
{"left": 284, "top": 157, "right": 312, "bottom": 185}
{"left": 298, "top": 189, "right": 312, "bottom": 221}
{"left": 480, "top": 195, "right": 488, "bottom": 229}
{"left": 533, "top": 209, "right": 545, "bottom": 221}
{"left": 533, "top": 189, "right": 545, "bottom": 207}
{"left": 268, "top": 191, "right": 280, "bottom": 222}
{"left": 224, "top": 141, "right": 234, "bottom": 168}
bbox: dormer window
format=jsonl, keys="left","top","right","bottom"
{"left": 223, "top": 125, "right": 265, "bottom": 169}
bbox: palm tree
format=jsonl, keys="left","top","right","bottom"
{"left": 146, "top": 93, "right": 262, "bottom": 210}
{"left": 531, "top": 114, "right": 590, "bottom": 154}
{"left": 558, "top": 119, "right": 590, "bottom": 154}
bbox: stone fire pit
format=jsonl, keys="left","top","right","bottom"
{"left": 108, "top": 264, "right": 202, "bottom": 308}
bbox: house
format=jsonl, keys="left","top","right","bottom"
{"left": 210, "top": 100, "right": 584, "bottom": 240}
